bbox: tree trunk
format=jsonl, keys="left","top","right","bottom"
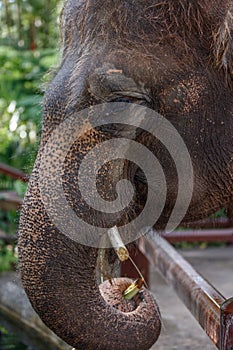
{"left": 29, "top": 17, "right": 36, "bottom": 51}
{"left": 3, "top": 0, "right": 12, "bottom": 38}
{"left": 43, "top": 0, "right": 51, "bottom": 48}
{"left": 16, "top": 0, "right": 23, "bottom": 44}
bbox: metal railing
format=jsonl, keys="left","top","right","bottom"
{"left": 0, "top": 162, "right": 28, "bottom": 182}
{"left": 138, "top": 231, "right": 233, "bottom": 350}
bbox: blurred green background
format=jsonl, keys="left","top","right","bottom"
{"left": 0, "top": 1, "right": 62, "bottom": 346}
{"left": 0, "top": 0, "right": 62, "bottom": 272}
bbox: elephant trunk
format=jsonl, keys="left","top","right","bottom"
{"left": 18, "top": 159, "right": 161, "bottom": 350}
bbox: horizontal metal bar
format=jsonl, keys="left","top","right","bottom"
{"left": 0, "top": 162, "right": 28, "bottom": 182}
{"left": 181, "top": 217, "right": 231, "bottom": 229}
{"left": 0, "top": 229, "right": 16, "bottom": 244}
{"left": 0, "top": 191, "right": 23, "bottom": 210}
{"left": 162, "top": 228, "right": 233, "bottom": 243}
{"left": 139, "top": 231, "right": 227, "bottom": 348}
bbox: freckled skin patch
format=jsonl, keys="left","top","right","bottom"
{"left": 18, "top": 1, "right": 233, "bottom": 350}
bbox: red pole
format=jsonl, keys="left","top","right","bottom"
{"left": 0, "top": 162, "right": 28, "bottom": 182}
{"left": 162, "top": 228, "right": 233, "bottom": 243}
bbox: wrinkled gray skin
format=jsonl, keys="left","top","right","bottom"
{"left": 18, "top": 1, "right": 233, "bottom": 350}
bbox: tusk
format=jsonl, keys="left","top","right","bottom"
{"left": 107, "top": 226, "right": 129, "bottom": 261}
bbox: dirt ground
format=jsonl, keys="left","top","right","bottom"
{"left": 149, "top": 246, "right": 233, "bottom": 350}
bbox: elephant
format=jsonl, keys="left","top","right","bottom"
{"left": 18, "top": 1, "right": 233, "bottom": 350}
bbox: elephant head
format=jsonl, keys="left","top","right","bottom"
{"left": 18, "top": 1, "right": 233, "bottom": 349}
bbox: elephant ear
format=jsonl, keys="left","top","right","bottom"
{"left": 208, "top": 1, "right": 233, "bottom": 85}
{"left": 60, "top": 0, "right": 85, "bottom": 58}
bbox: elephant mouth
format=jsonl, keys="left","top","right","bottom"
{"left": 99, "top": 278, "right": 144, "bottom": 313}
{"left": 95, "top": 233, "right": 162, "bottom": 347}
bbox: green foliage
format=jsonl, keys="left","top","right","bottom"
{"left": 0, "top": 241, "right": 17, "bottom": 272}
{"left": 14, "top": 180, "right": 28, "bottom": 197}
{"left": 0, "top": 325, "right": 29, "bottom": 349}
{"left": 0, "top": 209, "right": 19, "bottom": 234}
{"left": 0, "top": 0, "right": 62, "bottom": 50}
{"left": 174, "top": 241, "right": 226, "bottom": 250}
{"left": 0, "top": 46, "right": 59, "bottom": 273}
{"left": 210, "top": 208, "right": 227, "bottom": 218}
{"left": 0, "top": 46, "right": 59, "bottom": 276}
{"left": 0, "top": 46, "right": 59, "bottom": 174}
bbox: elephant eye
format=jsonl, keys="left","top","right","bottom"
{"left": 113, "top": 97, "right": 133, "bottom": 103}
{"left": 112, "top": 95, "right": 150, "bottom": 106}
